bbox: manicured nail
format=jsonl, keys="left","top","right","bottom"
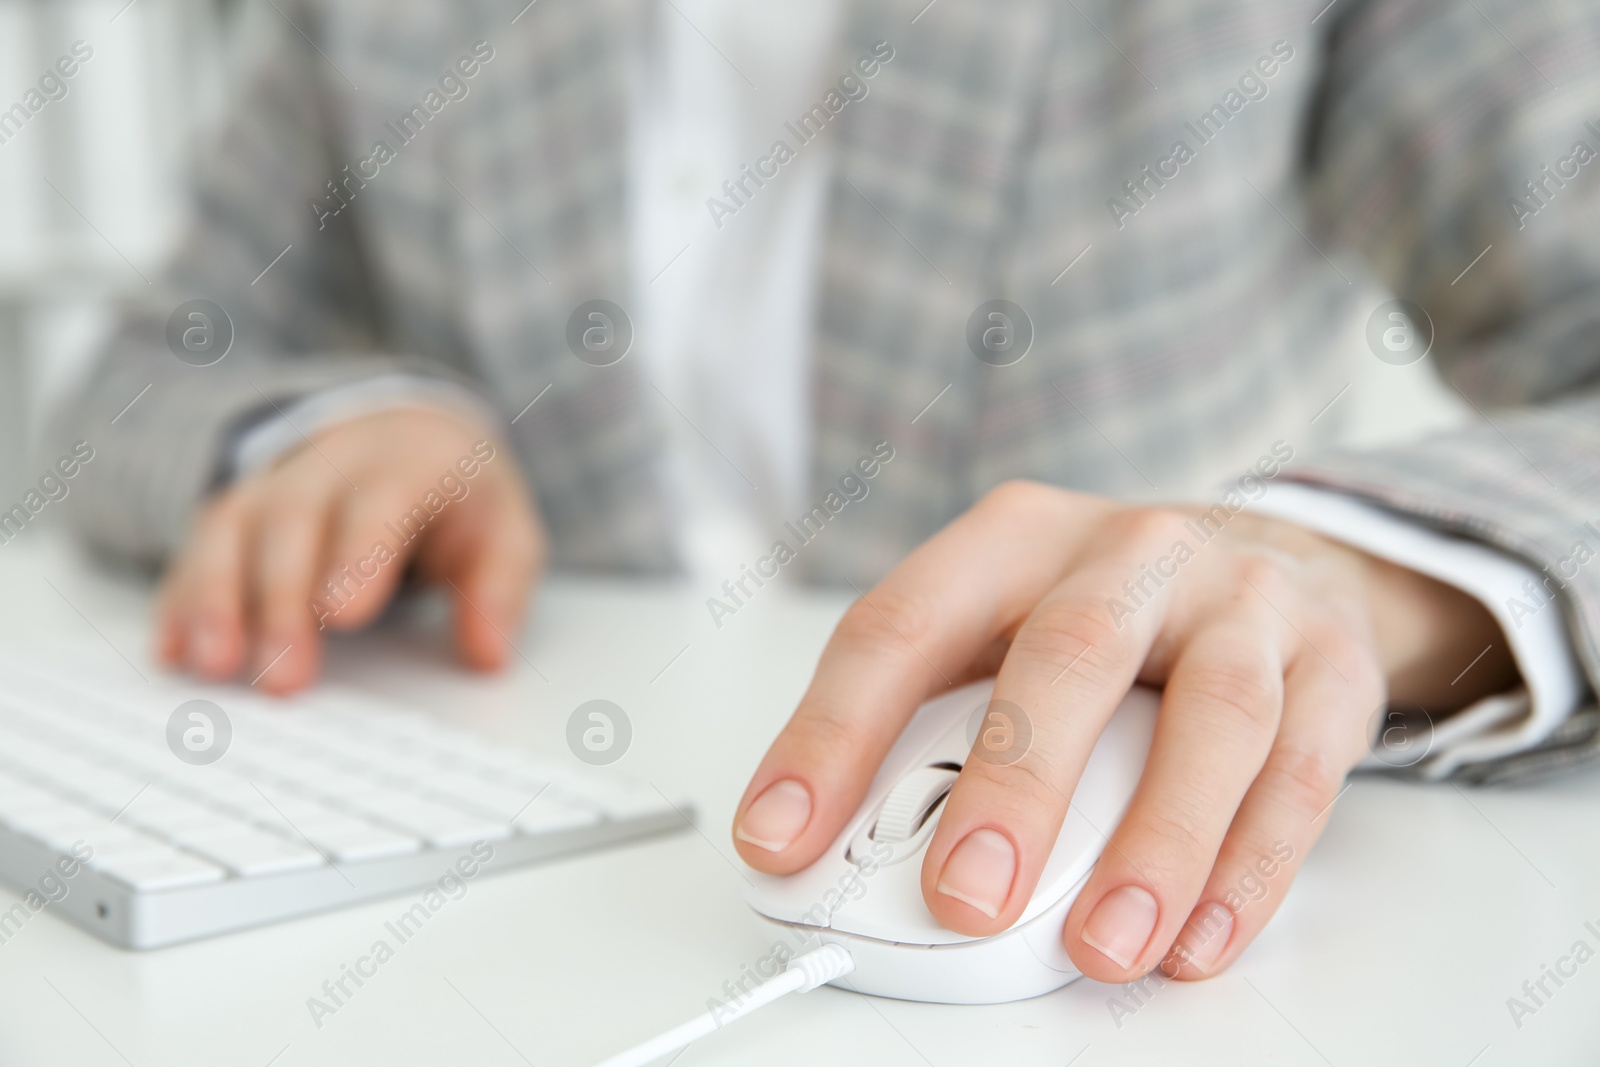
{"left": 1081, "top": 885, "right": 1159, "bottom": 969}
{"left": 936, "top": 827, "right": 1016, "bottom": 919}
{"left": 1171, "top": 902, "right": 1233, "bottom": 974}
{"left": 736, "top": 779, "right": 812, "bottom": 852}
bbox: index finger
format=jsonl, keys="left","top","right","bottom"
{"left": 733, "top": 484, "right": 1104, "bottom": 874}
{"left": 919, "top": 508, "right": 1185, "bottom": 934}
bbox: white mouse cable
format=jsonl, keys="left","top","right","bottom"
{"left": 592, "top": 943, "right": 855, "bottom": 1067}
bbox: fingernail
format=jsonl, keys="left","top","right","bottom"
{"left": 736, "top": 779, "right": 812, "bottom": 852}
{"left": 156, "top": 619, "right": 182, "bottom": 662}
{"left": 191, "top": 622, "right": 224, "bottom": 671}
{"left": 1172, "top": 902, "right": 1233, "bottom": 975}
{"left": 254, "top": 635, "right": 294, "bottom": 679}
{"left": 1081, "top": 885, "right": 1159, "bottom": 969}
{"left": 935, "top": 827, "right": 1016, "bottom": 919}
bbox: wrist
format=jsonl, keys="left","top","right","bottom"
{"left": 1343, "top": 544, "right": 1518, "bottom": 710}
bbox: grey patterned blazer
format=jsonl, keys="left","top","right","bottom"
{"left": 54, "top": 0, "right": 1600, "bottom": 779}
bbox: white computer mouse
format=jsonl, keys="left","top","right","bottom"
{"left": 744, "top": 679, "right": 1157, "bottom": 1004}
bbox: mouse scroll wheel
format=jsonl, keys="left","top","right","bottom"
{"left": 873, "top": 766, "right": 960, "bottom": 845}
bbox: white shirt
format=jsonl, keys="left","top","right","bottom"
{"left": 237, "top": 0, "right": 1586, "bottom": 777}
{"left": 628, "top": 0, "right": 841, "bottom": 581}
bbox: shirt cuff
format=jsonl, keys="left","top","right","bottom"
{"left": 1244, "top": 482, "right": 1588, "bottom": 779}
{"left": 229, "top": 373, "right": 501, "bottom": 480}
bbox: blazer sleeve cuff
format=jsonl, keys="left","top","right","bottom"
{"left": 1243, "top": 481, "right": 1588, "bottom": 779}
{"left": 227, "top": 373, "right": 502, "bottom": 482}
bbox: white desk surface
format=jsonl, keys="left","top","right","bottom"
{"left": 0, "top": 536, "right": 1596, "bottom": 1067}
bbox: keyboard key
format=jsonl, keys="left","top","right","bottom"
{"left": 558, "top": 781, "right": 672, "bottom": 822}
{"left": 243, "top": 789, "right": 349, "bottom": 830}
{"left": 0, "top": 736, "right": 66, "bottom": 774}
{"left": 72, "top": 775, "right": 150, "bottom": 812}
{"left": 208, "top": 789, "right": 295, "bottom": 826}
{"left": 249, "top": 751, "right": 343, "bottom": 788}
{"left": 5, "top": 798, "right": 99, "bottom": 830}
{"left": 418, "top": 775, "right": 533, "bottom": 822}
{"left": 300, "top": 820, "right": 421, "bottom": 862}
{"left": 192, "top": 775, "right": 266, "bottom": 806}
{"left": 98, "top": 851, "right": 226, "bottom": 891}
{"left": 512, "top": 796, "right": 602, "bottom": 835}
{"left": 185, "top": 832, "right": 326, "bottom": 876}
{"left": 608, "top": 791, "right": 675, "bottom": 821}
{"left": 118, "top": 789, "right": 224, "bottom": 834}
{"left": 0, "top": 778, "right": 63, "bottom": 824}
{"left": 32, "top": 755, "right": 106, "bottom": 790}
{"left": 162, "top": 814, "right": 259, "bottom": 849}
{"left": 356, "top": 799, "right": 512, "bottom": 848}
{"left": 37, "top": 824, "right": 171, "bottom": 867}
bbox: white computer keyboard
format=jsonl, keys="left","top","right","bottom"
{"left": 0, "top": 657, "right": 687, "bottom": 948}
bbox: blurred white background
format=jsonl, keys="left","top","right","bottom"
{"left": 0, "top": 0, "right": 1468, "bottom": 515}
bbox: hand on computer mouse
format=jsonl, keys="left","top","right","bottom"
{"left": 733, "top": 481, "right": 1515, "bottom": 982}
{"left": 155, "top": 406, "right": 544, "bottom": 694}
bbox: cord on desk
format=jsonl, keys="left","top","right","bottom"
{"left": 592, "top": 943, "right": 855, "bottom": 1067}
